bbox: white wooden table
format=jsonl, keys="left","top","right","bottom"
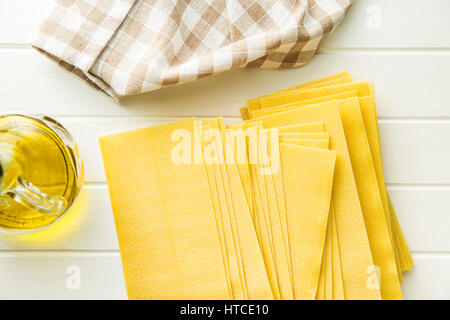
{"left": 0, "top": 0, "right": 449, "bottom": 300}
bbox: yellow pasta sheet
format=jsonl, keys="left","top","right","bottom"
{"left": 250, "top": 90, "right": 358, "bottom": 118}
{"left": 222, "top": 127, "right": 274, "bottom": 299}
{"left": 280, "top": 139, "right": 339, "bottom": 301}
{"left": 337, "top": 98, "right": 401, "bottom": 299}
{"left": 279, "top": 138, "right": 329, "bottom": 149}
{"left": 99, "top": 119, "right": 229, "bottom": 299}
{"left": 246, "top": 71, "right": 351, "bottom": 109}
{"left": 245, "top": 101, "right": 381, "bottom": 299}
{"left": 260, "top": 82, "right": 372, "bottom": 108}
{"left": 280, "top": 143, "right": 336, "bottom": 299}
{"left": 245, "top": 124, "right": 281, "bottom": 299}
{"left": 259, "top": 129, "right": 293, "bottom": 299}
{"left": 358, "top": 97, "right": 413, "bottom": 273}
{"left": 279, "top": 132, "right": 330, "bottom": 140}
{"left": 284, "top": 139, "right": 343, "bottom": 301}
{"left": 249, "top": 96, "right": 403, "bottom": 299}
{"left": 202, "top": 119, "right": 246, "bottom": 299}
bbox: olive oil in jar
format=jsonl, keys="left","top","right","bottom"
{"left": 0, "top": 115, "right": 83, "bottom": 233}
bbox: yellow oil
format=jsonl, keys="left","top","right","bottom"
{"left": 0, "top": 115, "right": 82, "bottom": 232}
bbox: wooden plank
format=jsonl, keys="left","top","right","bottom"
{"left": 0, "top": 50, "right": 449, "bottom": 118}
{"left": 322, "top": 0, "right": 450, "bottom": 48}
{"left": 2, "top": 0, "right": 449, "bottom": 48}
{"left": 0, "top": 253, "right": 126, "bottom": 300}
{"left": 379, "top": 121, "right": 450, "bottom": 184}
{"left": 388, "top": 186, "right": 450, "bottom": 252}
{"left": 402, "top": 254, "right": 450, "bottom": 300}
{"left": 0, "top": 253, "right": 446, "bottom": 299}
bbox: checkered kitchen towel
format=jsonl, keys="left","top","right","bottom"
{"left": 33, "top": 0, "right": 353, "bottom": 101}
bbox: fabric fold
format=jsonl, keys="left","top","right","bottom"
{"left": 32, "top": 0, "right": 353, "bottom": 101}
{"left": 33, "top": 0, "right": 137, "bottom": 98}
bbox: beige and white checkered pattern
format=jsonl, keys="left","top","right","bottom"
{"left": 33, "top": 0, "right": 353, "bottom": 101}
